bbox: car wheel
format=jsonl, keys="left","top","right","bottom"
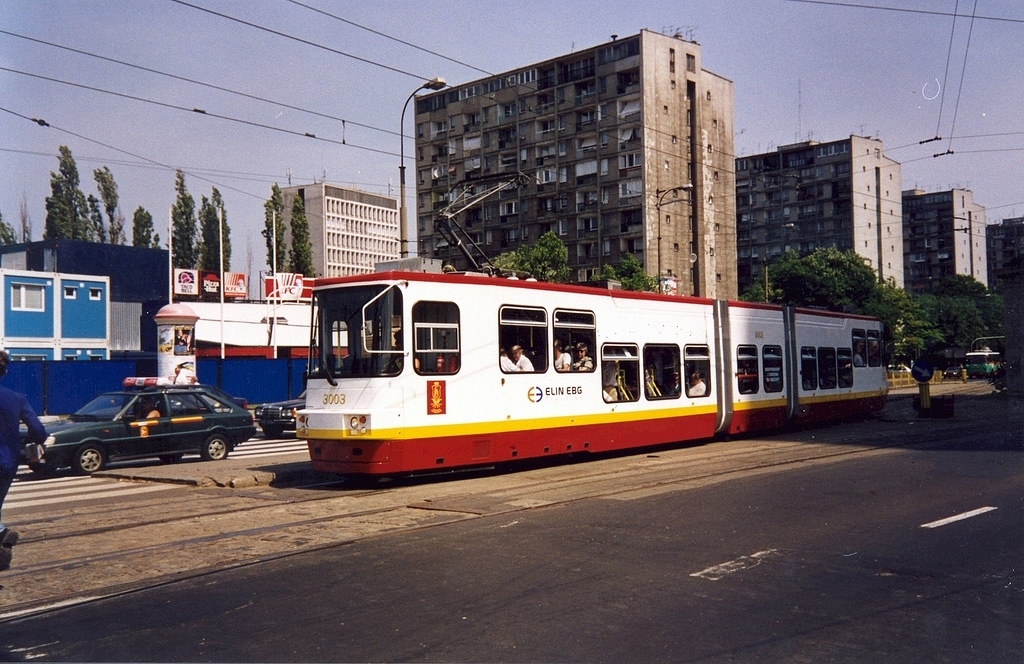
{"left": 159, "top": 453, "right": 184, "bottom": 464}
{"left": 200, "top": 433, "right": 230, "bottom": 461}
{"left": 73, "top": 444, "right": 105, "bottom": 475}
{"left": 262, "top": 424, "right": 285, "bottom": 439}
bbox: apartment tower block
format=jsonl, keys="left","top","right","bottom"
{"left": 413, "top": 30, "right": 736, "bottom": 298}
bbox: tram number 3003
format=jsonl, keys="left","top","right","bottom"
{"left": 322, "top": 393, "right": 347, "bottom": 405}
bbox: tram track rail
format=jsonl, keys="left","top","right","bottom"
{"left": 1, "top": 392, "right": 1016, "bottom": 621}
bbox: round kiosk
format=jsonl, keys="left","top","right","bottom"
{"left": 154, "top": 303, "right": 199, "bottom": 384}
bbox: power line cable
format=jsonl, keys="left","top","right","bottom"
{"left": 0, "top": 66, "right": 400, "bottom": 159}
{"left": 944, "top": 0, "right": 979, "bottom": 155}
{"left": 0, "top": 104, "right": 264, "bottom": 201}
{"left": 168, "top": 0, "right": 434, "bottom": 82}
{"left": 284, "top": 0, "right": 494, "bottom": 77}
{"left": 783, "top": 0, "right": 1024, "bottom": 23}
{"left": 933, "top": 0, "right": 960, "bottom": 138}
{"left": 0, "top": 29, "right": 400, "bottom": 138}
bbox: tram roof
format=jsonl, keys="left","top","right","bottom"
{"left": 309, "top": 271, "right": 880, "bottom": 323}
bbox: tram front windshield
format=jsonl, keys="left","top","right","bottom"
{"left": 309, "top": 285, "right": 404, "bottom": 379}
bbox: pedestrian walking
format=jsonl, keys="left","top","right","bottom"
{"left": 0, "top": 349, "right": 48, "bottom": 571}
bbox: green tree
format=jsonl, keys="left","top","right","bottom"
{"left": 171, "top": 170, "right": 198, "bottom": 269}
{"left": 198, "top": 188, "right": 230, "bottom": 272}
{"left": 131, "top": 206, "right": 160, "bottom": 248}
{"left": 262, "top": 184, "right": 288, "bottom": 272}
{"left": 288, "top": 194, "right": 314, "bottom": 276}
{"left": 492, "top": 232, "right": 570, "bottom": 282}
{"left": 85, "top": 195, "right": 103, "bottom": 242}
{"left": 598, "top": 253, "right": 657, "bottom": 292}
{"left": 94, "top": 166, "right": 125, "bottom": 244}
{"left": 44, "top": 146, "right": 90, "bottom": 240}
{"left": 0, "top": 210, "right": 17, "bottom": 246}
{"left": 863, "top": 280, "right": 941, "bottom": 361}
{"left": 917, "top": 276, "right": 1003, "bottom": 350}
{"left": 762, "top": 248, "right": 878, "bottom": 311}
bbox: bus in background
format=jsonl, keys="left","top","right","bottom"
{"left": 964, "top": 349, "right": 1001, "bottom": 378}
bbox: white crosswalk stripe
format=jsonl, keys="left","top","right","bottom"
{"left": 7, "top": 437, "right": 308, "bottom": 511}
{"left": 232, "top": 437, "right": 307, "bottom": 458}
{"left": 6, "top": 474, "right": 178, "bottom": 511}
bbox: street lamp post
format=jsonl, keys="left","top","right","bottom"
{"left": 399, "top": 77, "right": 446, "bottom": 259}
{"left": 654, "top": 184, "right": 693, "bottom": 293}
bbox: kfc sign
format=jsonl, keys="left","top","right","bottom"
{"left": 264, "top": 273, "right": 310, "bottom": 302}
{"left": 224, "top": 272, "right": 248, "bottom": 299}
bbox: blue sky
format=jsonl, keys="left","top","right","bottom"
{"left": 2, "top": 0, "right": 1022, "bottom": 277}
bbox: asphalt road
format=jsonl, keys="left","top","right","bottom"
{"left": 2, "top": 399, "right": 1020, "bottom": 663}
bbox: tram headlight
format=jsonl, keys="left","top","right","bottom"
{"left": 348, "top": 414, "right": 369, "bottom": 435}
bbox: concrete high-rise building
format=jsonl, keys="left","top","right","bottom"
{"left": 902, "top": 188, "right": 986, "bottom": 293}
{"left": 735, "top": 136, "right": 904, "bottom": 294}
{"left": 280, "top": 183, "right": 399, "bottom": 278}
{"left": 986, "top": 216, "right": 1023, "bottom": 289}
{"left": 412, "top": 30, "right": 736, "bottom": 298}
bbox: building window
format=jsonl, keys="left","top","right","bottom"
{"left": 11, "top": 283, "right": 45, "bottom": 311}
{"left": 89, "top": 287, "right": 102, "bottom": 300}
{"left": 64, "top": 286, "right": 77, "bottom": 299}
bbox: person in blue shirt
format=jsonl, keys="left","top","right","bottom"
{"left": 0, "top": 349, "right": 47, "bottom": 571}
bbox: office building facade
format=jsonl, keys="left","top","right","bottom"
{"left": 735, "top": 135, "right": 904, "bottom": 295}
{"left": 902, "top": 188, "right": 986, "bottom": 293}
{"left": 280, "top": 183, "right": 399, "bottom": 278}
{"left": 413, "top": 30, "right": 736, "bottom": 298}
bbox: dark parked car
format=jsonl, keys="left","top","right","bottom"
{"left": 254, "top": 392, "right": 305, "bottom": 439}
{"left": 23, "top": 384, "right": 256, "bottom": 475}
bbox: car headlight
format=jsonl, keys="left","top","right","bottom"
{"left": 44, "top": 435, "right": 55, "bottom": 446}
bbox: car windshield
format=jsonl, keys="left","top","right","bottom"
{"left": 71, "top": 392, "right": 136, "bottom": 422}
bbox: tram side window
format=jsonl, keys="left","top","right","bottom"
{"left": 736, "top": 345, "right": 759, "bottom": 395}
{"left": 818, "top": 347, "right": 838, "bottom": 389}
{"left": 643, "top": 344, "right": 681, "bottom": 399}
{"left": 852, "top": 329, "right": 867, "bottom": 367}
{"left": 413, "top": 301, "right": 460, "bottom": 375}
{"left": 499, "top": 306, "right": 547, "bottom": 373}
{"left": 801, "top": 347, "right": 818, "bottom": 390}
{"left": 554, "top": 309, "right": 596, "bottom": 373}
{"left": 684, "top": 345, "right": 711, "bottom": 398}
{"left": 763, "top": 345, "right": 784, "bottom": 393}
{"left": 837, "top": 347, "right": 854, "bottom": 388}
{"left": 602, "top": 344, "right": 640, "bottom": 402}
{"left": 866, "top": 330, "right": 882, "bottom": 367}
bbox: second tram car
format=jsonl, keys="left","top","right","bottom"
{"left": 297, "top": 271, "right": 887, "bottom": 476}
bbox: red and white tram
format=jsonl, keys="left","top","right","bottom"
{"left": 297, "top": 271, "right": 887, "bottom": 476}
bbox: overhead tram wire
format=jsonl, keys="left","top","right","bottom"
{"left": 930, "top": 0, "right": 962, "bottom": 142}
{"left": 0, "top": 66, "right": 400, "bottom": 159}
{"left": 285, "top": 0, "right": 494, "bottom": 78}
{"left": 1, "top": 104, "right": 265, "bottom": 202}
{"left": 942, "top": 0, "right": 980, "bottom": 157}
{"left": 783, "top": 0, "right": 1023, "bottom": 24}
{"left": 168, "top": 0, "right": 437, "bottom": 83}
{"left": 0, "top": 29, "right": 400, "bottom": 139}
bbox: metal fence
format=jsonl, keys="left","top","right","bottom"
{"left": 3, "top": 358, "right": 307, "bottom": 416}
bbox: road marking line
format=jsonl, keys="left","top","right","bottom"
{"left": 6, "top": 484, "right": 175, "bottom": 509}
{"left": 921, "top": 506, "right": 997, "bottom": 529}
{"left": 690, "top": 548, "right": 781, "bottom": 581}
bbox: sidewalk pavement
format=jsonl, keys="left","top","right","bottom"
{"left": 92, "top": 379, "right": 1007, "bottom": 490}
